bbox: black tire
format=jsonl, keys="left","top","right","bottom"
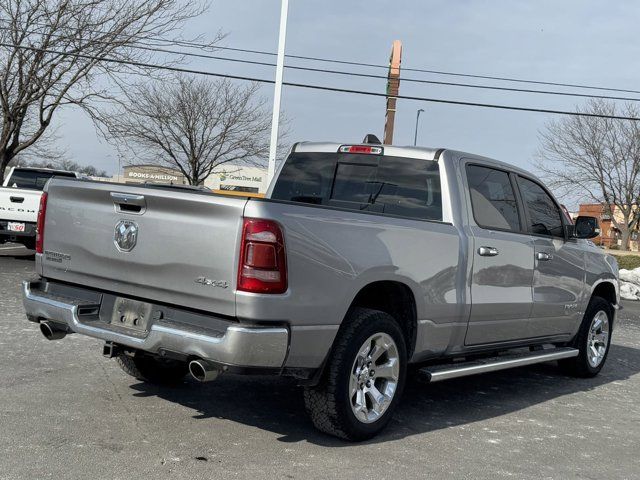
{"left": 303, "top": 308, "right": 407, "bottom": 441}
{"left": 115, "top": 354, "right": 188, "bottom": 385}
{"left": 560, "top": 296, "right": 613, "bottom": 378}
{"left": 23, "top": 239, "right": 35, "bottom": 251}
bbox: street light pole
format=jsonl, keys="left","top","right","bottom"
{"left": 413, "top": 108, "right": 424, "bottom": 146}
{"left": 267, "top": 0, "right": 289, "bottom": 188}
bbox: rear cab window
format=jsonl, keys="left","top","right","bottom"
{"left": 7, "top": 169, "right": 76, "bottom": 190}
{"left": 271, "top": 151, "right": 443, "bottom": 221}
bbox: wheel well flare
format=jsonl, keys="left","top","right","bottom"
{"left": 592, "top": 281, "right": 616, "bottom": 306}
{"left": 348, "top": 281, "right": 417, "bottom": 356}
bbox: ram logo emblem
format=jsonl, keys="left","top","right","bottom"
{"left": 114, "top": 220, "right": 138, "bottom": 252}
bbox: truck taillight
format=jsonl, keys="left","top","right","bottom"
{"left": 35, "top": 192, "right": 48, "bottom": 254}
{"left": 238, "top": 218, "right": 287, "bottom": 294}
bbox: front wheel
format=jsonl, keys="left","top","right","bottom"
{"left": 303, "top": 308, "right": 407, "bottom": 441}
{"left": 560, "top": 296, "right": 613, "bottom": 377}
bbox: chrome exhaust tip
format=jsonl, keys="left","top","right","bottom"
{"left": 188, "top": 359, "right": 220, "bottom": 383}
{"left": 39, "top": 321, "right": 68, "bottom": 341}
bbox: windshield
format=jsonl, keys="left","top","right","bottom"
{"left": 271, "top": 152, "right": 442, "bottom": 221}
{"left": 7, "top": 169, "right": 75, "bottom": 190}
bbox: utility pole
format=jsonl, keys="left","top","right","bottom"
{"left": 414, "top": 108, "right": 424, "bottom": 146}
{"left": 267, "top": 0, "right": 289, "bottom": 188}
{"left": 383, "top": 40, "right": 402, "bottom": 145}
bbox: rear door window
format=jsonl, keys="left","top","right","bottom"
{"left": 517, "top": 176, "right": 564, "bottom": 237}
{"left": 272, "top": 152, "right": 442, "bottom": 221}
{"left": 466, "top": 164, "right": 521, "bottom": 231}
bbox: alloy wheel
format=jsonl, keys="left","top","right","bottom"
{"left": 587, "top": 310, "right": 610, "bottom": 368}
{"left": 348, "top": 333, "right": 400, "bottom": 424}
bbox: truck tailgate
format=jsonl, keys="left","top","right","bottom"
{"left": 40, "top": 179, "right": 248, "bottom": 316}
{"left": 0, "top": 187, "right": 41, "bottom": 222}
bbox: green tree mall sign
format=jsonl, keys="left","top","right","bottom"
{"left": 219, "top": 172, "right": 264, "bottom": 183}
{"left": 208, "top": 165, "right": 267, "bottom": 193}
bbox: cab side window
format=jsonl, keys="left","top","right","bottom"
{"left": 466, "top": 165, "right": 521, "bottom": 231}
{"left": 517, "top": 176, "right": 563, "bottom": 237}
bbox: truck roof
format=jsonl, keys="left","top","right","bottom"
{"left": 292, "top": 142, "right": 442, "bottom": 161}
{"left": 291, "top": 141, "right": 540, "bottom": 181}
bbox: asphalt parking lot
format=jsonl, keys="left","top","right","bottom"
{"left": 1, "top": 246, "right": 639, "bottom": 480}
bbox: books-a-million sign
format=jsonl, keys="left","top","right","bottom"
{"left": 123, "top": 165, "right": 186, "bottom": 184}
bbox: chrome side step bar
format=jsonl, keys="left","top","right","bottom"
{"left": 419, "top": 347, "right": 579, "bottom": 383}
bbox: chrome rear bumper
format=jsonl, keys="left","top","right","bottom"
{"left": 22, "top": 281, "right": 289, "bottom": 368}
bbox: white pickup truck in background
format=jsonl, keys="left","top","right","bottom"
{"left": 0, "top": 167, "right": 79, "bottom": 249}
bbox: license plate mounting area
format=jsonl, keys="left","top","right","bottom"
{"left": 111, "top": 298, "right": 152, "bottom": 332}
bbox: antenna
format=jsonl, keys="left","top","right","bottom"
{"left": 362, "top": 134, "right": 382, "bottom": 145}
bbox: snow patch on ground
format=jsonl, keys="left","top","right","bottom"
{"left": 619, "top": 268, "right": 640, "bottom": 300}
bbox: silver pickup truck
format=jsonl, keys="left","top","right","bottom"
{"left": 22, "top": 140, "right": 618, "bottom": 440}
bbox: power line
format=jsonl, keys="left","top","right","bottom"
{"left": 128, "top": 33, "right": 640, "bottom": 96}
{"left": 136, "top": 37, "right": 640, "bottom": 97}
{"left": 3, "top": 24, "right": 639, "bottom": 104}
{"left": 166, "top": 42, "right": 640, "bottom": 97}
{"left": 2, "top": 42, "right": 640, "bottom": 121}
{"left": 125, "top": 50, "right": 640, "bottom": 103}
{"left": 265, "top": 49, "right": 640, "bottom": 97}
{"left": 3, "top": 17, "right": 640, "bottom": 97}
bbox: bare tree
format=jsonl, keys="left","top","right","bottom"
{"left": 539, "top": 99, "right": 640, "bottom": 250}
{"left": 0, "top": 0, "right": 218, "bottom": 183}
{"left": 7, "top": 121, "right": 66, "bottom": 166}
{"left": 103, "top": 75, "right": 273, "bottom": 185}
{"left": 12, "top": 157, "right": 108, "bottom": 176}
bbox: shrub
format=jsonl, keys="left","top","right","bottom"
{"left": 612, "top": 254, "right": 640, "bottom": 270}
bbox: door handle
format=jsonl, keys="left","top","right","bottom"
{"left": 9, "top": 196, "right": 24, "bottom": 203}
{"left": 110, "top": 192, "right": 146, "bottom": 206}
{"left": 478, "top": 246, "right": 499, "bottom": 257}
{"left": 536, "top": 252, "right": 553, "bottom": 261}
{"left": 110, "top": 192, "right": 146, "bottom": 214}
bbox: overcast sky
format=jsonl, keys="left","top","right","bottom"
{"left": 54, "top": 0, "right": 640, "bottom": 178}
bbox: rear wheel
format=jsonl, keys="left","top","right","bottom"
{"left": 560, "top": 296, "right": 613, "bottom": 377}
{"left": 303, "top": 308, "right": 407, "bottom": 441}
{"left": 116, "top": 354, "right": 188, "bottom": 385}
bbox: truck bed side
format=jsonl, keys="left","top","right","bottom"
{"left": 241, "top": 198, "right": 466, "bottom": 367}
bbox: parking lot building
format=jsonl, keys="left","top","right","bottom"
{"left": 112, "top": 165, "right": 188, "bottom": 185}
{"left": 577, "top": 202, "right": 640, "bottom": 250}
{"left": 204, "top": 164, "right": 267, "bottom": 194}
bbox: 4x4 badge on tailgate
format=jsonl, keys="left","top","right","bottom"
{"left": 195, "top": 277, "right": 229, "bottom": 289}
{"left": 43, "top": 250, "right": 71, "bottom": 263}
{"left": 114, "top": 220, "right": 138, "bottom": 252}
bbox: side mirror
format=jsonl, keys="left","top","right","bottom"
{"left": 573, "top": 216, "right": 600, "bottom": 239}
